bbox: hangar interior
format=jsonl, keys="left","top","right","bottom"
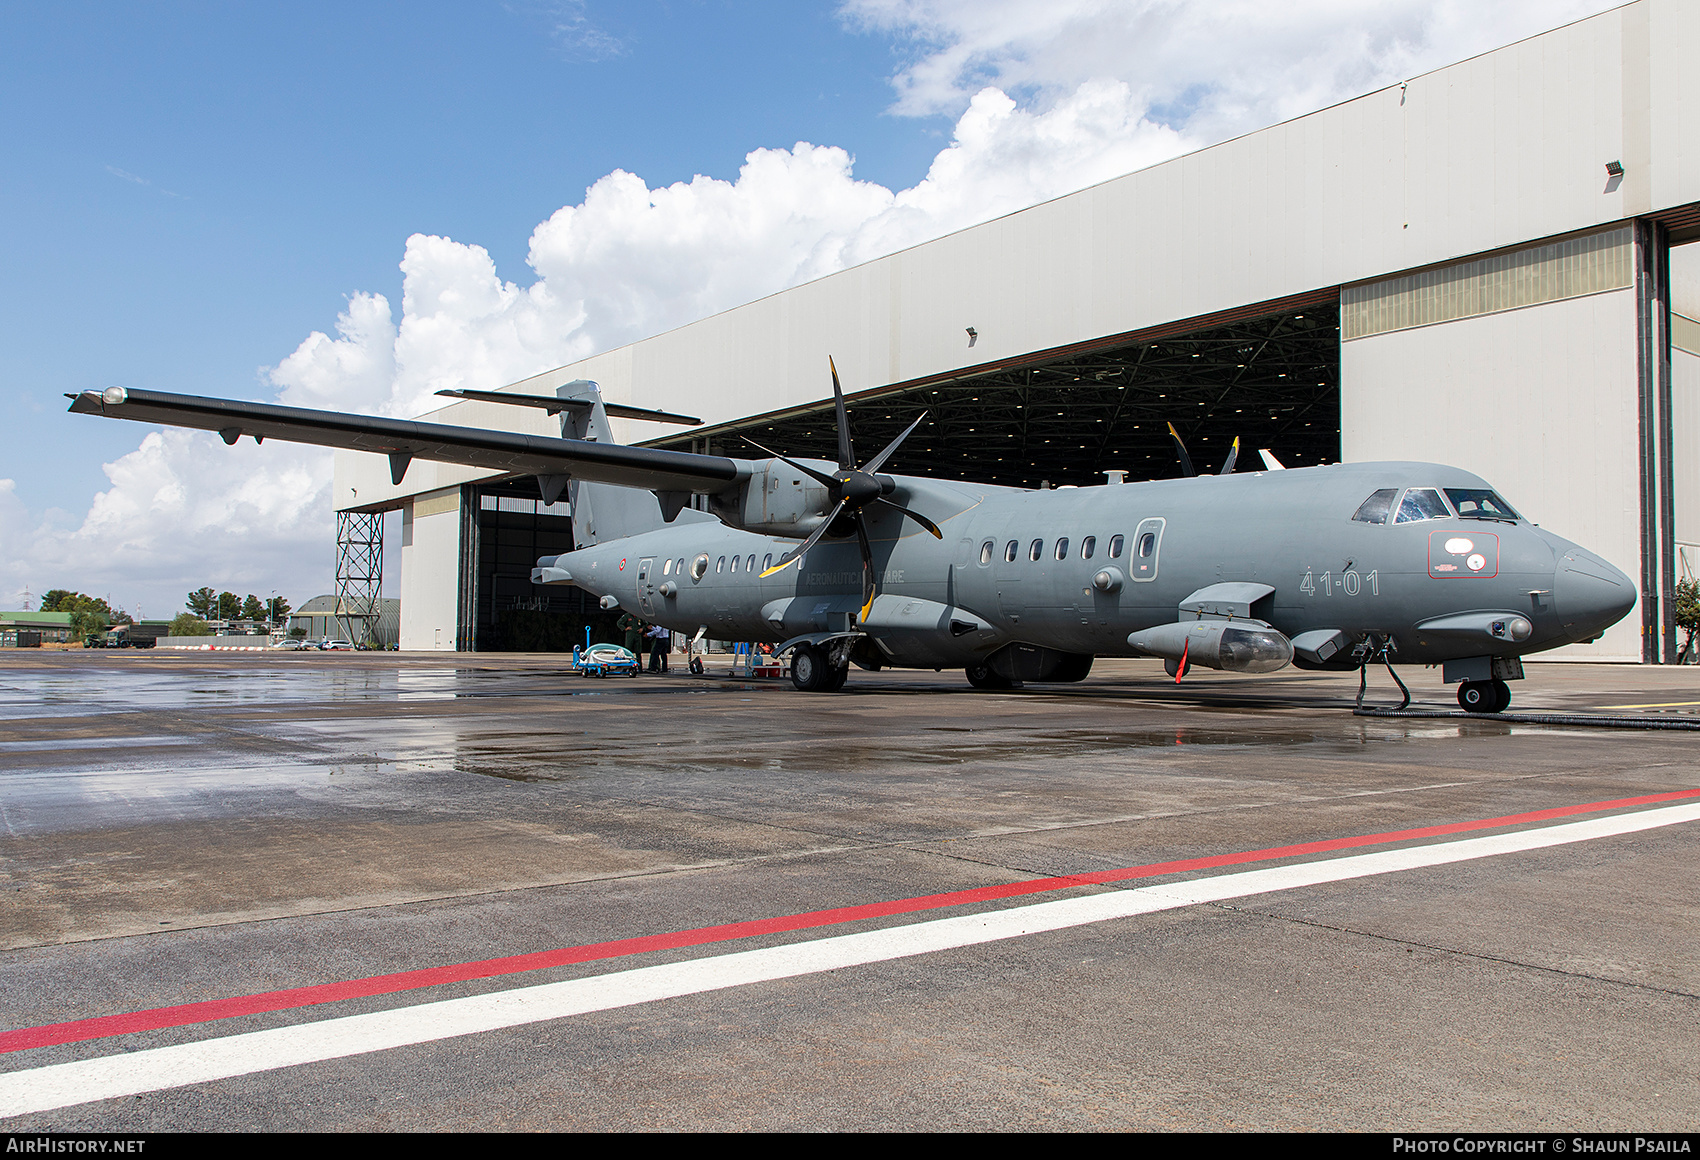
{"left": 650, "top": 304, "right": 1342, "bottom": 490}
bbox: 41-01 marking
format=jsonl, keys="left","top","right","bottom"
{"left": 1300, "top": 569, "right": 1378, "bottom": 597}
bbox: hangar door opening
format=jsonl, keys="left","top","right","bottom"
{"left": 649, "top": 302, "right": 1341, "bottom": 488}
{"left": 465, "top": 478, "right": 616, "bottom": 652}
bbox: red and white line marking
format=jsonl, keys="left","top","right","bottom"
{"left": 2, "top": 794, "right": 1697, "bottom": 1118}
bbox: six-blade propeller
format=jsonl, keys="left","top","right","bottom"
{"left": 749, "top": 359, "right": 942, "bottom": 621}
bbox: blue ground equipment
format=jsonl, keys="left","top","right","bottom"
{"left": 572, "top": 628, "right": 641, "bottom": 678}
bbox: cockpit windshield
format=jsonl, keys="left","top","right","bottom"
{"left": 1351, "top": 489, "right": 1397, "bottom": 524}
{"left": 1394, "top": 488, "right": 1452, "bottom": 523}
{"left": 1444, "top": 488, "right": 1520, "bottom": 521}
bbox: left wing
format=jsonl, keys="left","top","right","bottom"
{"left": 67, "top": 387, "right": 745, "bottom": 493}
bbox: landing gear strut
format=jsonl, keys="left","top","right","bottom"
{"left": 1458, "top": 679, "right": 1512, "bottom": 714}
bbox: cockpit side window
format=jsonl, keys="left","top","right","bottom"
{"left": 1394, "top": 487, "right": 1452, "bottom": 523}
{"left": 1444, "top": 488, "right": 1520, "bottom": 521}
{"left": 1351, "top": 489, "right": 1398, "bottom": 524}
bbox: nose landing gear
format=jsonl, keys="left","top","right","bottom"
{"left": 1458, "top": 679, "right": 1512, "bottom": 714}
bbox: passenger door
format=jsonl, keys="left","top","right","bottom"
{"left": 637, "top": 557, "right": 656, "bottom": 616}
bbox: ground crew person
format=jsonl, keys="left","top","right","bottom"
{"left": 618, "top": 611, "right": 643, "bottom": 658}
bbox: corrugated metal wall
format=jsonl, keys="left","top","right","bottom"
{"left": 1342, "top": 229, "right": 1633, "bottom": 341}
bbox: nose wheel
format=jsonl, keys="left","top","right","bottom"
{"left": 1458, "top": 679, "right": 1512, "bottom": 714}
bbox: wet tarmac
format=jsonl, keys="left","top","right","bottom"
{"left": 0, "top": 650, "right": 1696, "bottom": 1130}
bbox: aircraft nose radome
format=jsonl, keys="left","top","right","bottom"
{"left": 1554, "top": 549, "right": 1636, "bottom": 640}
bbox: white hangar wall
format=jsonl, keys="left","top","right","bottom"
{"left": 338, "top": 0, "right": 1700, "bottom": 658}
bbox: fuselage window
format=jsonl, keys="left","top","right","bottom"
{"left": 1445, "top": 488, "right": 1520, "bottom": 521}
{"left": 980, "top": 540, "right": 994, "bottom": 565}
{"left": 691, "top": 554, "right": 708, "bottom": 581}
{"left": 1029, "top": 539, "right": 1043, "bottom": 562}
{"left": 1108, "top": 534, "right": 1124, "bottom": 559}
{"left": 1004, "top": 540, "right": 1018, "bottom": 563}
{"left": 1138, "top": 532, "right": 1156, "bottom": 558}
{"left": 1054, "top": 537, "right": 1069, "bottom": 561}
{"left": 1352, "top": 489, "right": 1398, "bottom": 524}
{"left": 730, "top": 555, "right": 740, "bottom": 573}
{"left": 1394, "top": 488, "right": 1452, "bottom": 524}
{"left": 1081, "top": 536, "right": 1096, "bottom": 560}
{"left": 677, "top": 558, "right": 686, "bottom": 578}
{"left": 762, "top": 553, "right": 773, "bottom": 572}
{"left": 662, "top": 558, "right": 673, "bottom": 576}
{"left": 747, "top": 554, "right": 756, "bottom": 573}
{"left": 716, "top": 555, "right": 726, "bottom": 573}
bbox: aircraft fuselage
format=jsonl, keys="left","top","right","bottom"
{"left": 542, "top": 459, "right": 1636, "bottom": 677}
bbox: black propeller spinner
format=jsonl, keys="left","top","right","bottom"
{"left": 746, "top": 358, "right": 942, "bottom": 621}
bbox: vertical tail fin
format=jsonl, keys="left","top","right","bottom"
{"left": 554, "top": 381, "right": 672, "bottom": 547}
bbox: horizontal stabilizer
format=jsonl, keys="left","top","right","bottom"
{"left": 433, "top": 388, "right": 701, "bottom": 426}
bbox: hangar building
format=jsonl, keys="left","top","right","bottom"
{"left": 336, "top": 0, "right": 1700, "bottom": 663}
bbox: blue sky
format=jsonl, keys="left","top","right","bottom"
{"left": 1, "top": 2, "right": 945, "bottom": 514}
{"left": 0, "top": 1, "right": 1615, "bottom": 617}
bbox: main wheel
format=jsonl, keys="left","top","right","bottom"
{"left": 790, "top": 643, "right": 833, "bottom": 691}
{"left": 823, "top": 663, "right": 849, "bottom": 692}
{"left": 965, "top": 663, "right": 1016, "bottom": 689}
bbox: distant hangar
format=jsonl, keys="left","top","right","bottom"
{"left": 337, "top": 0, "right": 1700, "bottom": 663}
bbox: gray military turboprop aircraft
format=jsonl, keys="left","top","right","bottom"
{"left": 69, "top": 363, "right": 1636, "bottom": 711}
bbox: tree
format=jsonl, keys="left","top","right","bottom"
{"left": 170, "top": 613, "right": 210, "bottom": 637}
{"left": 1676, "top": 578, "right": 1700, "bottom": 664}
{"left": 39, "top": 591, "right": 116, "bottom": 642}
{"left": 186, "top": 588, "right": 216, "bottom": 618}
{"left": 39, "top": 589, "right": 77, "bottom": 612}
{"left": 41, "top": 590, "right": 115, "bottom": 619}
{"left": 241, "top": 594, "right": 266, "bottom": 621}
{"left": 68, "top": 608, "right": 107, "bottom": 643}
{"left": 217, "top": 591, "right": 241, "bottom": 619}
{"left": 268, "top": 595, "right": 292, "bottom": 624}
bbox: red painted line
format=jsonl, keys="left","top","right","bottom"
{"left": 6, "top": 786, "right": 1697, "bottom": 1056}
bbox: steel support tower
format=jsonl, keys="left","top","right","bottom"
{"left": 334, "top": 511, "right": 383, "bottom": 648}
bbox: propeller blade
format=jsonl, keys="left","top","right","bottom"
{"left": 871, "top": 497, "right": 943, "bottom": 539}
{"left": 1218, "top": 436, "right": 1240, "bottom": 475}
{"left": 830, "top": 356, "right": 855, "bottom": 470}
{"left": 1168, "top": 423, "right": 1196, "bottom": 478}
{"left": 860, "top": 411, "right": 928, "bottom": 475}
{"left": 742, "top": 436, "right": 839, "bottom": 489}
{"left": 855, "top": 513, "right": 877, "bottom": 623}
{"left": 760, "top": 499, "right": 847, "bottom": 576}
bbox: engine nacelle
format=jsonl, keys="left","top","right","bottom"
{"left": 708, "top": 457, "right": 833, "bottom": 535}
{"left": 1127, "top": 620, "right": 1294, "bottom": 673}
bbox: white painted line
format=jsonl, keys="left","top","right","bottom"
{"left": 3, "top": 801, "right": 1696, "bottom": 1119}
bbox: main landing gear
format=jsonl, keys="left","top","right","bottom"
{"left": 1457, "top": 679, "right": 1512, "bottom": 714}
{"left": 965, "top": 663, "right": 1019, "bottom": 690}
{"left": 790, "top": 642, "right": 848, "bottom": 692}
